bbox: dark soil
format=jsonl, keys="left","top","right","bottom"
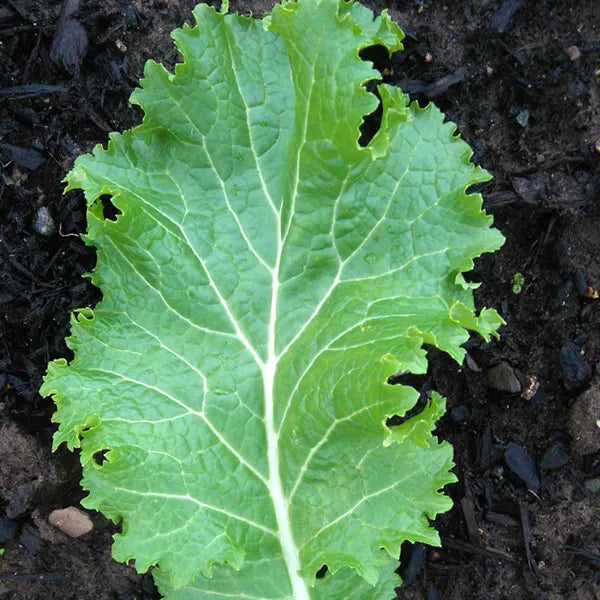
{"left": 1, "top": 1, "right": 598, "bottom": 599}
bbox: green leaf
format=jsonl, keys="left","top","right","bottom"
{"left": 41, "top": 0, "right": 504, "bottom": 598}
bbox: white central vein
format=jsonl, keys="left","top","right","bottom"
{"left": 264, "top": 247, "right": 308, "bottom": 600}
{"left": 223, "top": 24, "right": 310, "bottom": 600}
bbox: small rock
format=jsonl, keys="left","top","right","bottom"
{"left": 568, "top": 387, "right": 600, "bottom": 455}
{"left": 565, "top": 45, "right": 580, "bottom": 61}
{"left": 48, "top": 507, "right": 93, "bottom": 538}
{"left": 505, "top": 442, "right": 540, "bottom": 493}
{"left": 540, "top": 441, "right": 570, "bottom": 470}
{"left": 516, "top": 109, "right": 530, "bottom": 128}
{"left": 488, "top": 362, "right": 522, "bottom": 393}
{"left": 560, "top": 341, "right": 592, "bottom": 390}
{"left": 451, "top": 405, "right": 470, "bottom": 422}
{"left": 32, "top": 206, "right": 56, "bottom": 236}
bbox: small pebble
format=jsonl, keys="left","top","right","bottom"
{"left": 32, "top": 206, "right": 56, "bottom": 236}
{"left": 565, "top": 45, "right": 580, "bottom": 61}
{"left": 488, "top": 362, "right": 522, "bottom": 393}
{"left": 48, "top": 506, "right": 93, "bottom": 538}
{"left": 516, "top": 109, "right": 530, "bottom": 128}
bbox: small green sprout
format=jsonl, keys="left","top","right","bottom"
{"left": 512, "top": 272, "right": 525, "bottom": 294}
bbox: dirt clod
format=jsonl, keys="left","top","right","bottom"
{"left": 5, "top": 482, "right": 35, "bottom": 519}
{"left": 568, "top": 386, "right": 600, "bottom": 455}
{"left": 559, "top": 341, "right": 593, "bottom": 390}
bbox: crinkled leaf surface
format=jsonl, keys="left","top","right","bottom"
{"left": 41, "top": 0, "right": 504, "bottom": 599}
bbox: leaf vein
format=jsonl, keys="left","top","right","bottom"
{"left": 109, "top": 486, "right": 276, "bottom": 536}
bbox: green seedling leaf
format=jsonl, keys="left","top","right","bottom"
{"left": 511, "top": 272, "right": 525, "bottom": 294}
{"left": 41, "top": 1, "right": 504, "bottom": 598}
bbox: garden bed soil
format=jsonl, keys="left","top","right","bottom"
{"left": 1, "top": 1, "right": 599, "bottom": 599}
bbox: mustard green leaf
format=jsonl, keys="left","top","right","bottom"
{"left": 41, "top": 0, "right": 504, "bottom": 598}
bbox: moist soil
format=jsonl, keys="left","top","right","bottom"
{"left": 0, "top": 1, "right": 599, "bottom": 599}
